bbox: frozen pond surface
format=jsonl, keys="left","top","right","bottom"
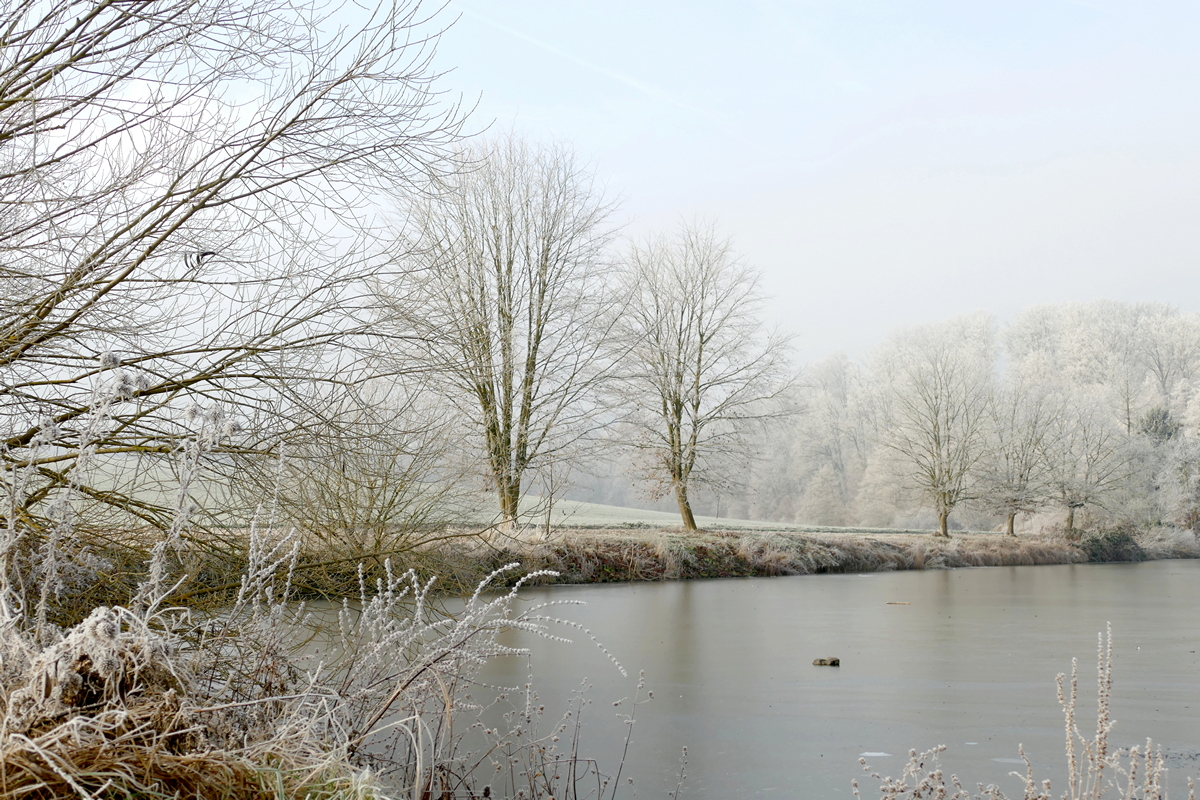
{"left": 479, "top": 559, "right": 1200, "bottom": 798}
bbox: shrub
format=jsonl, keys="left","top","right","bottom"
{"left": 1078, "top": 525, "right": 1147, "bottom": 563}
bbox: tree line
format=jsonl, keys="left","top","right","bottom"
{"left": 0, "top": 0, "right": 792, "bottom": 570}
{"left": 4, "top": 0, "right": 1188, "bottom": 579}
{"left": 738, "top": 304, "right": 1200, "bottom": 538}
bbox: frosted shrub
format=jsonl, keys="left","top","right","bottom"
{"left": 0, "top": 521, "right": 631, "bottom": 799}
{"left": 1136, "top": 527, "right": 1200, "bottom": 560}
{"left": 1, "top": 407, "right": 633, "bottom": 798}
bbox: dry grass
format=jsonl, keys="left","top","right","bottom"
{"left": 467, "top": 528, "right": 1114, "bottom": 587}
{"left": 0, "top": 527, "right": 636, "bottom": 800}
{"left": 0, "top": 601, "right": 373, "bottom": 800}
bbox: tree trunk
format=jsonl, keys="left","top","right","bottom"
{"left": 675, "top": 483, "right": 698, "bottom": 532}
{"left": 1006, "top": 512, "right": 1016, "bottom": 537}
{"left": 1065, "top": 505, "right": 1078, "bottom": 540}
{"left": 936, "top": 509, "right": 950, "bottom": 538}
{"left": 498, "top": 481, "right": 521, "bottom": 532}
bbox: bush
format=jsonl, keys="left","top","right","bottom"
{"left": 1078, "top": 524, "right": 1147, "bottom": 563}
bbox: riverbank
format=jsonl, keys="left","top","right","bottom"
{"left": 464, "top": 524, "right": 1200, "bottom": 587}
{"left": 121, "top": 523, "right": 1200, "bottom": 608}
{"left": 15, "top": 524, "right": 1199, "bottom": 800}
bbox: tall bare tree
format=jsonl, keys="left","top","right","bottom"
{"left": 974, "top": 383, "right": 1059, "bottom": 536}
{"left": 1045, "top": 393, "right": 1132, "bottom": 537}
{"left": 1, "top": 0, "right": 462, "bottom": 542}
{"left": 875, "top": 314, "right": 995, "bottom": 537}
{"left": 614, "top": 224, "right": 794, "bottom": 531}
{"left": 387, "top": 136, "right": 616, "bottom": 531}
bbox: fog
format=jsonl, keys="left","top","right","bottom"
{"left": 6, "top": 5, "right": 1200, "bottom": 797}
{"left": 436, "top": 1, "right": 1200, "bottom": 361}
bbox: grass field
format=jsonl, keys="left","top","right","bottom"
{"left": 467, "top": 494, "right": 961, "bottom": 536}
{"left": 84, "top": 455, "right": 974, "bottom": 536}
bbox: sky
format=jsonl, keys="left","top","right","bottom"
{"left": 429, "top": 1, "right": 1200, "bottom": 363}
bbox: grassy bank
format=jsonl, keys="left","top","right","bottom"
{"left": 59, "top": 523, "right": 1200, "bottom": 614}
{"left": 9, "top": 519, "right": 1197, "bottom": 799}
{"left": 465, "top": 525, "right": 1200, "bottom": 588}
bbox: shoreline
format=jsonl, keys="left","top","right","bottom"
{"left": 152, "top": 523, "right": 1200, "bottom": 606}
{"left": 473, "top": 525, "right": 1200, "bottom": 587}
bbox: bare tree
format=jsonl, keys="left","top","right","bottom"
{"left": 875, "top": 314, "right": 995, "bottom": 537}
{"left": 974, "top": 382, "right": 1059, "bottom": 536}
{"left": 1, "top": 0, "right": 462, "bottom": 541}
{"left": 1045, "top": 393, "right": 1133, "bottom": 537}
{"left": 385, "top": 136, "right": 617, "bottom": 532}
{"left": 613, "top": 223, "right": 794, "bottom": 532}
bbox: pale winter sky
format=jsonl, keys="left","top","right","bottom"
{"left": 431, "top": 1, "right": 1200, "bottom": 363}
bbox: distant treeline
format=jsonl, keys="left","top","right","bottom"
{"left": 708, "top": 302, "right": 1200, "bottom": 536}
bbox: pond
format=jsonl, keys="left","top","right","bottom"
{"left": 478, "top": 559, "right": 1200, "bottom": 798}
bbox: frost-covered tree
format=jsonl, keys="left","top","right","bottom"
{"left": 1007, "top": 302, "right": 1143, "bottom": 430}
{"left": 386, "top": 136, "right": 617, "bottom": 531}
{"left": 974, "top": 383, "right": 1060, "bottom": 536}
{"left": 1004, "top": 301, "right": 1200, "bottom": 531}
{"left": 773, "top": 302, "right": 1200, "bottom": 535}
{"left": 791, "top": 353, "right": 872, "bottom": 525}
{"left": 1, "top": 0, "right": 462, "bottom": 537}
{"left": 875, "top": 314, "right": 996, "bottom": 537}
{"left": 613, "top": 223, "right": 794, "bottom": 531}
{"left": 1139, "top": 312, "right": 1200, "bottom": 409}
{"left": 1045, "top": 394, "right": 1133, "bottom": 537}
{"left": 1006, "top": 301, "right": 1200, "bottom": 433}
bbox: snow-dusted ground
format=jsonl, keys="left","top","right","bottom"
{"left": 460, "top": 494, "right": 940, "bottom": 535}
{"left": 77, "top": 456, "right": 949, "bottom": 535}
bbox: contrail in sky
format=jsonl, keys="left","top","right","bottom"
{"left": 459, "top": 7, "right": 702, "bottom": 115}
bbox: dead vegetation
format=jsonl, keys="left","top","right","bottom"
{"left": 464, "top": 525, "right": 1199, "bottom": 587}
{"left": 0, "top": 520, "right": 634, "bottom": 800}
{"left": 0, "top": 599, "right": 358, "bottom": 800}
{"left": 460, "top": 525, "right": 1190, "bottom": 587}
